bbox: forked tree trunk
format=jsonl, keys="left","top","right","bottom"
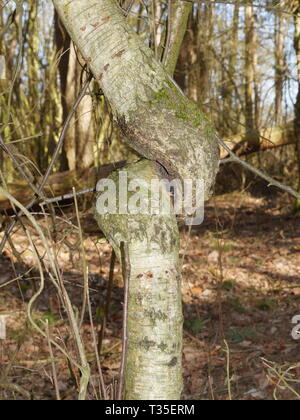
{"left": 53, "top": 0, "right": 219, "bottom": 399}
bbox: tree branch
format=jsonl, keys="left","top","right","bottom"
{"left": 217, "top": 134, "right": 300, "bottom": 200}
{"left": 0, "top": 74, "right": 92, "bottom": 253}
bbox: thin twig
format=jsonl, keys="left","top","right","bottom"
{"left": 0, "top": 188, "right": 90, "bottom": 400}
{"left": 98, "top": 250, "right": 116, "bottom": 356}
{"left": 73, "top": 187, "right": 89, "bottom": 327}
{"left": 86, "top": 285, "right": 107, "bottom": 400}
{"left": 124, "top": 0, "right": 135, "bottom": 17}
{"left": 41, "top": 73, "right": 92, "bottom": 192}
{"left": 117, "top": 241, "right": 131, "bottom": 401}
{"left": 0, "top": 137, "right": 44, "bottom": 199}
{"left": 45, "top": 320, "right": 61, "bottom": 401}
{"left": 0, "top": 382, "right": 31, "bottom": 400}
{"left": 180, "top": 224, "right": 192, "bottom": 272}
{"left": 40, "top": 188, "right": 96, "bottom": 206}
{"left": 224, "top": 340, "right": 232, "bottom": 401}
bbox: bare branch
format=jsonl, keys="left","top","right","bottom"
{"left": 0, "top": 74, "right": 92, "bottom": 253}
{"left": 216, "top": 135, "right": 300, "bottom": 200}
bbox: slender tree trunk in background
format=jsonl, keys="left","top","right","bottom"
{"left": 175, "top": 2, "right": 213, "bottom": 104}
{"left": 53, "top": 0, "right": 219, "bottom": 399}
{"left": 174, "top": 13, "right": 193, "bottom": 95}
{"left": 54, "top": 11, "right": 69, "bottom": 171}
{"left": 244, "top": 0, "right": 260, "bottom": 151}
{"left": 188, "top": 10, "right": 205, "bottom": 103}
{"left": 218, "top": 4, "right": 239, "bottom": 136}
{"left": 230, "top": 3, "right": 239, "bottom": 100}
{"left": 0, "top": 9, "right": 4, "bottom": 173}
{"left": 294, "top": 2, "right": 300, "bottom": 209}
{"left": 162, "top": 1, "right": 192, "bottom": 76}
{"left": 200, "top": 0, "right": 215, "bottom": 104}
{"left": 226, "top": 2, "right": 240, "bottom": 133}
{"left": 275, "top": 3, "right": 285, "bottom": 126}
{"left": 55, "top": 12, "right": 95, "bottom": 171}
{"left": 245, "top": 2, "right": 254, "bottom": 133}
{"left": 26, "top": 1, "right": 42, "bottom": 170}
{"left": 152, "top": 0, "right": 163, "bottom": 60}
{"left": 252, "top": 13, "right": 260, "bottom": 130}
{"left": 0, "top": 4, "right": 20, "bottom": 181}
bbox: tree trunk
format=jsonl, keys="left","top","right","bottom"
{"left": 0, "top": 8, "right": 4, "bottom": 173}
{"left": 55, "top": 12, "right": 95, "bottom": 171}
{"left": 53, "top": 0, "right": 219, "bottom": 399}
{"left": 162, "top": 1, "right": 192, "bottom": 76}
{"left": 176, "top": 3, "right": 213, "bottom": 104}
{"left": 225, "top": 1, "right": 240, "bottom": 134}
{"left": 294, "top": 2, "right": 300, "bottom": 209}
{"left": 53, "top": 0, "right": 219, "bottom": 196}
{"left": 244, "top": 0, "right": 260, "bottom": 151}
{"left": 95, "top": 159, "right": 182, "bottom": 399}
{"left": 275, "top": 2, "right": 285, "bottom": 125}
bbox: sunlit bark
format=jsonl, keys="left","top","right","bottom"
{"left": 53, "top": 0, "right": 219, "bottom": 399}
{"left": 244, "top": 0, "right": 260, "bottom": 151}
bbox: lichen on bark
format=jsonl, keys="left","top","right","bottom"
{"left": 95, "top": 159, "right": 183, "bottom": 399}
{"left": 53, "top": 0, "right": 220, "bottom": 200}
{"left": 53, "top": 0, "right": 220, "bottom": 400}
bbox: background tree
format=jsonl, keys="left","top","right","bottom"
{"left": 55, "top": 12, "right": 95, "bottom": 171}
{"left": 293, "top": 0, "right": 300, "bottom": 208}
{"left": 243, "top": 0, "right": 260, "bottom": 152}
{"left": 274, "top": 0, "right": 286, "bottom": 125}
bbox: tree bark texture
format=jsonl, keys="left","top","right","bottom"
{"left": 95, "top": 159, "right": 182, "bottom": 399}
{"left": 53, "top": 0, "right": 219, "bottom": 400}
{"left": 53, "top": 0, "right": 219, "bottom": 200}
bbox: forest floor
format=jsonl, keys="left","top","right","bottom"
{"left": 0, "top": 190, "right": 300, "bottom": 400}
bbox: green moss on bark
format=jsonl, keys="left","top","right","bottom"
{"left": 150, "top": 80, "right": 215, "bottom": 133}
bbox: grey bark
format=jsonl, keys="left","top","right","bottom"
{"left": 53, "top": 0, "right": 219, "bottom": 399}
{"left": 95, "top": 159, "right": 182, "bottom": 399}
{"left": 52, "top": 0, "right": 219, "bottom": 199}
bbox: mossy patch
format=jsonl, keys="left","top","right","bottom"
{"left": 144, "top": 307, "right": 168, "bottom": 326}
{"left": 158, "top": 341, "right": 168, "bottom": 352}
{"left": 150, "top": 80, "right": 215, "bottom": 135}
{"left": 139, "top": 336, "right": 156, "bottom": 351}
